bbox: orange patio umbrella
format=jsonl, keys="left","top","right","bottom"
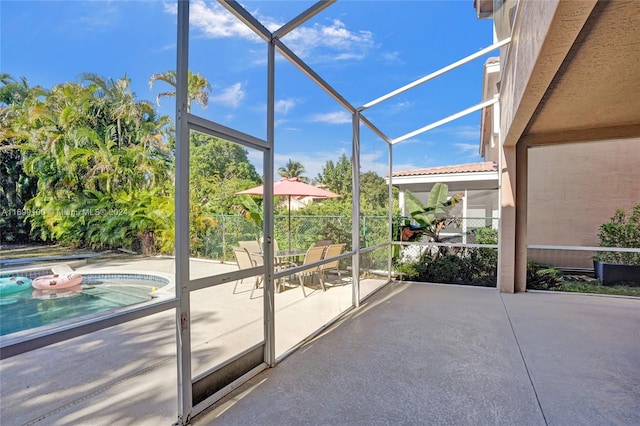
{"left": 236, "top": 177, "right": 341, "bottom": 251}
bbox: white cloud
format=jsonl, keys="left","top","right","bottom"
{"left": 454, "top": 143, "right": 478, "bottom": 153}
{"left": 452, "top": 125, "right": 480, "bottom": 140}
{"left": 275, "top": 98, "right": 297, "bottom": 115}
{"left": 274, "top": 118, "right": 289, "bottom": 128}
{"left": 285, "top": 19, "right": 375, "bottom": 62}
{"left": 360, "top": 150, "right": 390, "bottom": 176}
{"left": 211, "top": 82, "right": 246, "bottom": 108}
{"left": 166, "top": 2, "right": 375, "bottom": 63}
{"left": 388, "top": 100, "right": 414, "bottom": 115}
{"left": 70, "top": 2, "right": 119, "bottom": 32}
{"left": 163, "top": 1, "right": 270, "bottom": 41}
{"left": 380, "top": 51, "right": 402, "bottom": 64}
{"left": 310, "top": 111, "right": 351, "bottom": 125}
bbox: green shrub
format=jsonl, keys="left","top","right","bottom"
{"left": 473, "top": 227, "right": 498, "bottom": 245}
{"left": 595, "top": 204, "right": 640, "bottom": 265}
{"left": 526, "top": 261, "right": 563, "bottom": 290}
{"left": 394, "top": 248, "right": 497, "bottom": 287}
{"left": 464, "top": 248, "right": 497, "bottom": 286}
{"left": 423, "top": 254, "right": 465, "bottom": 283}
{"left": 463, "top": 227, "right": 498, "bottom": 286}
{"left": 395, "top": 261, "right": 419, "bottom": 280}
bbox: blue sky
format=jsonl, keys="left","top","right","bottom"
{"left": 2, "top": 1, "right": 495, "bottom": 180}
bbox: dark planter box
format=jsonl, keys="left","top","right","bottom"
{"left": 593, "top": 261, "right": 640, "bottom": 286}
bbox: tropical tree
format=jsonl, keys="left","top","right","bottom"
{"left": 278, "top": 159, "right": 308, "bottom": 182}
{"left": 189, "top": 132, "right": 261, "bottom": 210}
{"left": 313, "top": 153, "right": 397, "bottom": 214}
{"left": 149, "top": 69, "right": 265, "bottom": 256}
{"left": 0, "top": 73, "right": 31, "bottom": 106}
{"left": 148, "top": 70, "right": 211, "bottom": 112}
{"left": 404, "top": 183, "right": 463, "bottom": 245}
{"left": 314, "top": 153, "right": 352, "bottom": 195}
{"left": 0, "top": 75, "right": 41, "bottom": 243}
{"left": 2, "top": 74, "right": 174, "bottom": 251}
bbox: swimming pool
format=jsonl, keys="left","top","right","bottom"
{"left": 0, "top": 272, "right": 171, "bottom": 337}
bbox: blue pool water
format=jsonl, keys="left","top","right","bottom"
{"left": 0, "top": 273, "right": 170, "bottom": 337}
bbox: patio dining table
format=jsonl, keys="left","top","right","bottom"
{"left": 250, "top": 248, "right": 308, "bottom": 293}
{"left": 274, "top": 249, "right": 307, "bottom": 265}
{"left": 251, "top": 249, "right": 307, "bottom": 268}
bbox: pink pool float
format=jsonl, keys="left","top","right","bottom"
{"left": 32, "top": 273, "right": 83, "bottom": 290}
{"left": 32, "top": 284, "right": 83, "bottom": 300}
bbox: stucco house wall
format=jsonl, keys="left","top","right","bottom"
{"left": 527, "top": 138, "right": 640, "bottom": 268}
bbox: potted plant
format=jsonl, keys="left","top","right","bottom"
{"left": 593, "top": 204, "right": 640, "bottom": 286}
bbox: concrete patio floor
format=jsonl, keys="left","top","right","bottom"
{"left": 0, "top": 257, "right": 385, "bottom": 426}
{"left": 194, "top": 282, "right": 640, "bottom": 426}
{"left": 1, "top": 256, "right": 638, "bottom": 425}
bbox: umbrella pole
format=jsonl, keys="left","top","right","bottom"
{"left": 288, "top": 195, "right": 291, "bottom": 252}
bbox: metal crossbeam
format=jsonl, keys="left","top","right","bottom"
{"left": 360, "top": 38, "right": 511, "bottom": 111}
{"left": 217, "top": 0, "right": 272, "bottom": 42}
{"left": 274, "top": 1, "right": 336, "bottom": 39}
{"left": 392, "top": 98, "right": 498, "bottom": 144}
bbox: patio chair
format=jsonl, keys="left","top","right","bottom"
{"left": 314, "top": 240, "right": 332, "bottom": 256}
{"left": 320, "top": 243, "right": 346, "bottom": 286}
{"left": 294, "top": 245, "right": 326, "bottom": 297}
{"left": 232, "top": 247, "right": 262, "bottom": 298}
{"left": 238, "top": 240, "right": 263, "bottom": 267}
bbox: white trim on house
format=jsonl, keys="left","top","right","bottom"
{"left": 391, "top": 170, "right": 499, "bottom": 186}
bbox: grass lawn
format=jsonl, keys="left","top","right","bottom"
{"left": 549, "top": 280, "right": 640, "bottom": 297}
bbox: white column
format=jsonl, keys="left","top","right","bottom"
{"left": 462, "top": 189, "right": 468, "bottom": 244}
{"left": 497, "top": 144, "right": 516, "bottom": 293}
{"left": 515, "top": 141, "right": 528, "bottom": 292}
{"left": 352, "top": 112, "right": 361, "bottom": 307}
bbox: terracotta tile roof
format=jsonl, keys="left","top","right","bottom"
{"left": 391, "top": 162, "right": 497, "bottom": 177}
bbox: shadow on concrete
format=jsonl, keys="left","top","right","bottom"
{"left": 194, "top": 283, "right": 640, "bottom": 426}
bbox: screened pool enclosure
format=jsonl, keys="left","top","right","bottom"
{"left": 0, "top": 1, "right": 509, "bottom": 424}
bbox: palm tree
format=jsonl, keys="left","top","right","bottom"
{"left": 0, "top": 74, "right": 31, "bottom": 106}
{"left": 0, "top": 76, "right": 40, "bottom": 243}
{"left": 148, "top": 70, "right": 211, "bottom": 112}
{"left": 278, "top": 159, "right": 308, "bottom": 182}
{"left": 6, "top": 74, "right": 174, "bottom": 250}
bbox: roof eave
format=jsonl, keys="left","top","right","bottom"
{"left": 387, "top": 170, "right": 499, "bottom": 186}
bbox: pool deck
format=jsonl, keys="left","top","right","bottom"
{"left": 0, "top": 257, "right": 638, "bottom": 425}
{"left": 0, "top": 253, "right": 101, "bottom": 268}
{"left": 0, "top": 256, "right": 384, "bottom": 425}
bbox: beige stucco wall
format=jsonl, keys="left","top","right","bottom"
{"left": 499, "top": 0, "right": 599, "bottom": 147}
{"left": 527, "top": 138, "right": 640, "bottom": 267}
{"left": 499, "top": 0, "right": 559, "bottom": 145}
